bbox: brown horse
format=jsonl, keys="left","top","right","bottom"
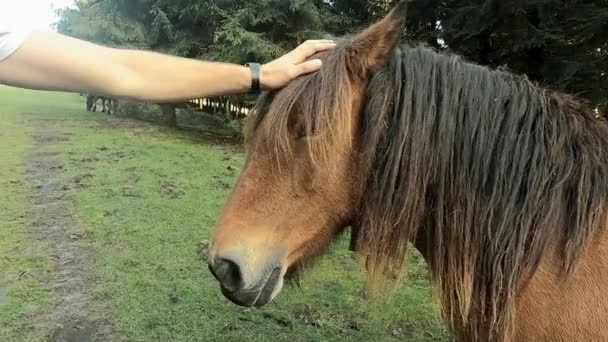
{"left": 208, "top": 2, "right": 608, "bottom": 341}
{"left": 86, "top": 95, "right": 117, "bottom": 115}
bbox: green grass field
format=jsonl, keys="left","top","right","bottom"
{"left": 0, "top": 87, "right": 448, "bottom": 341}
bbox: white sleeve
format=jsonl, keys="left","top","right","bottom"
{"left": 0, "top": 25, "right": 31, "bottom": 62}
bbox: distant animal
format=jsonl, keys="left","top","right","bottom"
{"left": 86, "top": 95, "right": 117, "bottom": 115}
{"left": 207, "top": 1, "right": 608, "bottom": 341}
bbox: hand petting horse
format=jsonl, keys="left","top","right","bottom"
{"left": 208, "top": 2, "right": 608, "bottom": 340}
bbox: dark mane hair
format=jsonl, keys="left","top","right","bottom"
{"left": 247, "top": 41, "right": 608, "bottom": 340}
{"left": 358, "top": 44, "right": 608, "bottom": 340}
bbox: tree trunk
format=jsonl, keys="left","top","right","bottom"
{"left": 160, "top": 104, "right": 177, "bottom": 127}
{"left": 526, "top": 8, "right": 544, "bottom": 81}
{"left": 479, "top": 29, "right": 491, "bottom": 66}
{"left": 600, "top": 103, "right": 608, "bottom": 117}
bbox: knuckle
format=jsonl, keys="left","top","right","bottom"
{"left": 287, "top": 67, "right": 300, "bottom": 79}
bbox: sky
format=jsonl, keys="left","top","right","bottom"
{"left": 2, "top": 0, "right": 75, "bottom": 31}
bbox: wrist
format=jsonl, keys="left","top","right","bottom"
{"left": 259, "top": 64, "right": 270, "bottom": 90}
{"left": 236, "top": 65, "right": 251, "bottom": 92}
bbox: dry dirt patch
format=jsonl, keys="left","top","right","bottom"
{"left": 24, "top": 125, "right": 115, "bottom": 342}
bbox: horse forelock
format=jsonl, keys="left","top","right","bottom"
{"left": 356, "top": 43, "right": 608, "bottom": 341}
{"left": 246, "top": 38, "right": 356, "bottom": 168}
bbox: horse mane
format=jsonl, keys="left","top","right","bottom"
{"left": 357, "top": 44, "right": 608, "bottom": 340}
{"left": 247, "top": 40, "right": 608, "bottom": 341}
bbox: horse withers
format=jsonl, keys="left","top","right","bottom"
{"left": 208, "top": 2, "right": 608, "bottom": 340}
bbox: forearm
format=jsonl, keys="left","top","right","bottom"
{"left": 0, "top": 31, "right": 251, "bottom": 102}
{"left": 115, "top": 50, "right": 252, "bottom": 102}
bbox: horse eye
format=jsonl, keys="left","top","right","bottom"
{"left": 296, "top": 128, "right": 306, "bottom": 140}
{"left": 293, "top": 122, "right": 307, "bottom": 140}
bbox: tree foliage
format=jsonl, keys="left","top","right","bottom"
{"left": 406, "top": 0, "right": 608, "bottom": 112}
{"left": 57, "top": 0, "right": 351, "bottom": 62}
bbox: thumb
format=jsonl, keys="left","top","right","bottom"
{"left": 294, "top": 59, "right": 323, "bottom": 77}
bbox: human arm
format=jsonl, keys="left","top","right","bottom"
{"left": 0, "top": 31, "right": 335, "bottom": 102}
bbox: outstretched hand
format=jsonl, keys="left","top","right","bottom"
{"left": 260, "top": 40, "right": 336, "bottom": 90}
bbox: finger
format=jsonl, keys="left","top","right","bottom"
{"left": 292, "top": 59, "right": 323, "bottom": 77}
{"left": 291, "top": 41, "right": 336, "bottom": 60}
{"left": 310, "top": 41, "right": 337, "bottom": 53}
{"left": 304, "top": 40, "right": 336, "bottom": 54}
{"left": 304, "top": 39, "right": 336, "bottom": 44}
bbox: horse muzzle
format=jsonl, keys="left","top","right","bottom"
{"left": 208, "top": 250, "right": 285, "bottom": 307}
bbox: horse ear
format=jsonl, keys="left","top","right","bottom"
{"left": 347, "top": 1, "right": 408, "bottom": 76}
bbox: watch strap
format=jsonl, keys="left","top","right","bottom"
{"left": 245, "top": 63, "right": 261, "bottom": 92}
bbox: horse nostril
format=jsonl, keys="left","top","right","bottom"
{"left": 210, "top": 257, "right": 243, "bottom": 292}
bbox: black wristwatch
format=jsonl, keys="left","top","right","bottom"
{"left": 245, "top": 63, "right": 261, "bottom": 92}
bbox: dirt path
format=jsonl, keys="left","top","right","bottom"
{"left": 24, "top": 124, "right": 114, "bottom": 342}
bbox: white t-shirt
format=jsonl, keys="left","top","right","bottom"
{"left": 0, "top": 2, "right": 48, "bottom": 62}
{"left": 0, "top": 26, "right": 30, "bottom": 62}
